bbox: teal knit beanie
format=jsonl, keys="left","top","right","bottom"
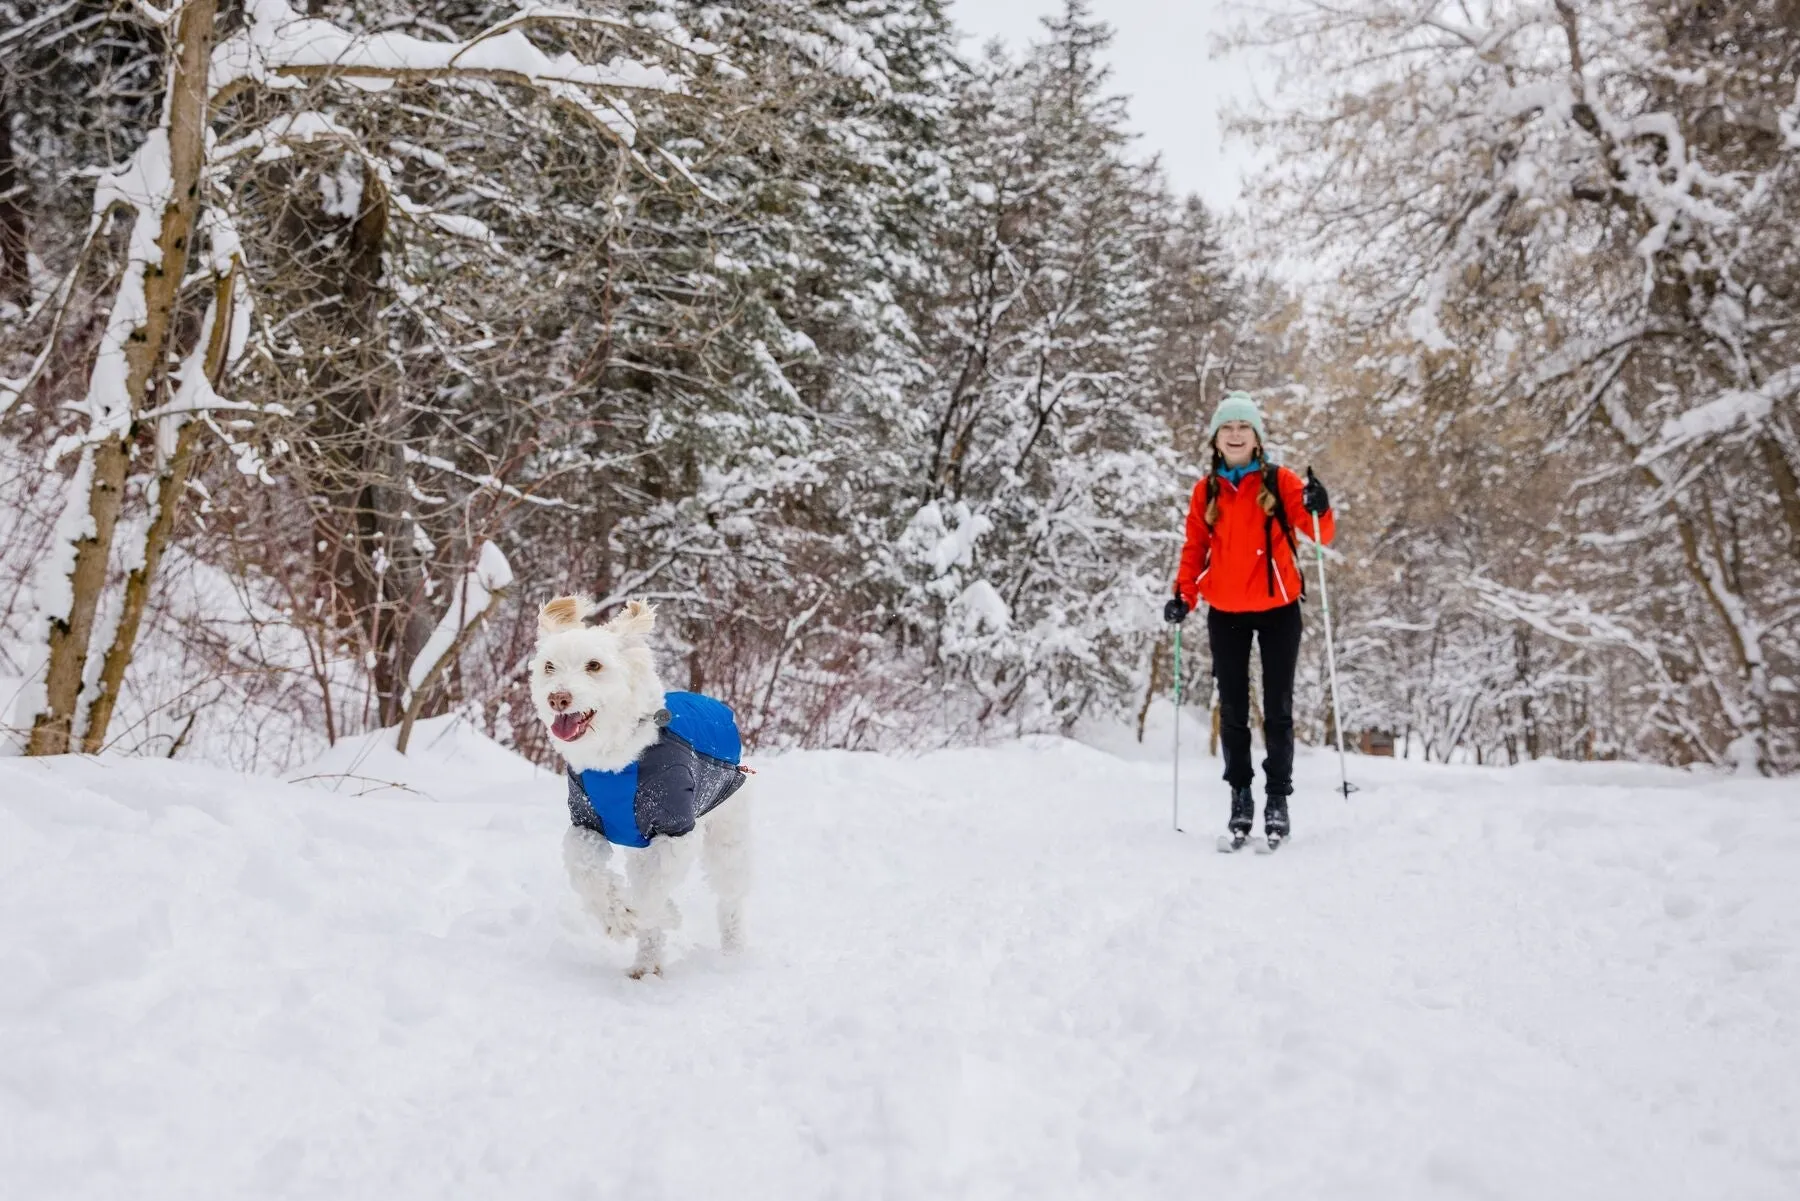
{"left": 1206, "top": 391, "right": 1265, "bottom": 442}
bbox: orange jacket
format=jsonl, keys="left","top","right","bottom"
{"left": 1175, "top": 464, "right": 1335, "bottom": 613}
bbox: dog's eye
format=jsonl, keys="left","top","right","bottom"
{"left": 585, "top": 660, "right": 604, "bottom": 673}
{"left": 542, "top": 663, "right": 554, "bottom": 675}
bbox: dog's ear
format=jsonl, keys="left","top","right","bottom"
{"left": 538, "top": 594, "right": 595, "bottom": 634}
{"left": 604, "top": 599, "right": 657, "bottom": 642}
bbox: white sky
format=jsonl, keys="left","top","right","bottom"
{"left": 949, "top": 0, "right": 1266, "bottom": 212}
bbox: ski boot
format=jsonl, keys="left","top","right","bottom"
{"left": 1260, "top": 793, "right": 1290, "bottom": 852}
{"left": 1217, "top": 786, "right": 1256, "bottom": 853}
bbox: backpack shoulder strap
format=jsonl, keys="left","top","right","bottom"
{"left": 1264, "top": 464, "right": 1296, "bottom": 546}
{"left": 1262, "top": 464, "right": 1305, "bottom": 600}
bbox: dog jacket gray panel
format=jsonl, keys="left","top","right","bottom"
{"left": 565, "top": 692, "right": 745, "bottom": 848}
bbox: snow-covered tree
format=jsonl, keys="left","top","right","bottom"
{"left": 893, "top": 1, "right": 1180, "bottom": 733}
{"left": 3, "top": 0, "right": 713, "bottom": 754}
{"left": 1238, "top": 0, "right": 1800, "bottom": 771}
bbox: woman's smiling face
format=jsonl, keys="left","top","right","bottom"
{"left": 1215, "top": 419, "right": 1259, "bottom": 467}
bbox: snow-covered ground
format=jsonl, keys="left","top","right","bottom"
{"left": 3, "top": 710, "right": 1797, "bottom": 1199}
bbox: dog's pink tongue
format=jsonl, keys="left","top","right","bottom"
{"left": 551, "top": 712, "right": 586, "bottom": 741}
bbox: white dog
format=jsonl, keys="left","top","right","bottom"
{"left": 529, "top": 596, "right": 752, "bottom": 978}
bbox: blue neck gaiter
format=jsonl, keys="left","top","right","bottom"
{"left": 1216, "top": 457, "right": 1263, "bottom": 486}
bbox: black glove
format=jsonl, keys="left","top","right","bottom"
{"left": 1303, "top": 468, "right": 1330, "bottom": 516}
{"left": 1163, "top": 596, "right": 1190, "bottom": 625}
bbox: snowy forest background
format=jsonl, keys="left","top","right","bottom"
{"left": 0, "top": 0, "right": 1795, "bottom": 775}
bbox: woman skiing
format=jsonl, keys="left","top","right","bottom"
{"left": 1164, "top": 391, "right": 1335, "bottom": 850}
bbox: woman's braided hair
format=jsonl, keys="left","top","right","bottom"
{"left": 1205, "top": 443, "right": 1278, "bottom": 527}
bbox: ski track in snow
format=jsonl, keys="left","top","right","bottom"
{"left": 1, "top": 715, "right": 1797, "bottom": 1200}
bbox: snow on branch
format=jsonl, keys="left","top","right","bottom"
{"left": 768, "top": 18, "right": 891, "bottom": 98}
{"left": 0, "top": 1, "right": 82, "bottom": 54}
{"left": 401, "top": 446, "right": 586, "bottom": 512}
{"left": 213, "top": 109, "right": 362, "bottom": 164}
{"left": 406, "top": 541, "right": 514, "bottom": 697}
{"left": 1465, "top": 575, "right": 1663, "bottom": 671}
{"left": 392, "top": 194, "right": 500, "bottom": 246}
{"left": 1635, "top": 369, "right": 1797, "bottom": 466}
{"left": 216, "top": 113, "right": 503, "bottom": 249}
{"left": 211, "top": 0, "right": 692, "bottom": 147}
{"left": 78, "top": 130, "right": 175, "bottom": 434}
{"left": 395, "top": 541, "right": 512, "bottom": 754}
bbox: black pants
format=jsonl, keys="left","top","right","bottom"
{"left": 1207, "top": 601, "right": 1303, "bottom": 798}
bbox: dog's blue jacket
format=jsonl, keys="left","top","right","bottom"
{"left": 565, "top": 692, "right": 746, "bottom": 848}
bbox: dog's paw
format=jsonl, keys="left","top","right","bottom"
{"left": 626, "top": 963, "right": 663, "bottom": 981}
{"left": 601, "top": 902, "right": 638, "bottom": 941}
{"left": 573, "top": 884, "right": 632, "bottom": 940}
{"left": 607, "top": 899, "right": 678, "bottom": 939}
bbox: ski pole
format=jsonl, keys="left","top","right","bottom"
{"left": 1306, "top": 467, "right": 1354, "bottom": 799}
{"left": 1172, "top": 620, "right": 1183, "bottom": 832}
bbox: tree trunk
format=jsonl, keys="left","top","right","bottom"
{"left": 80, "top": 266, "right": 236, "bottom": 752}
{"left": 1516, "top": 625, "right": 1538, "bottom": 760}
{"left": 1593, "top": 385, "right": 1773, "bottom": 773}
{"left": 1135, "top": 633, "right": 1166, "bottom": 743}
{"left": 291, "top": 158, "right": 419, "bottom": 728}
{"left": 1757, "top": 431, "right": 1800, "bottom": 555}
{"left": 25, "top": 0, "right": 217, "bottom": 757}
{"left": 0, "top": 93, "right": 29, "bottom": 308}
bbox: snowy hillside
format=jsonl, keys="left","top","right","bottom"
{"left": 3, "top": 713, "right": 1797, "bottom": 1199}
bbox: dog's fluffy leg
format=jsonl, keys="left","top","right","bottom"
{"left": 563, "top": 826, "right": 630, "bottom": 941}
{"left": 702, "top": 792, "right": 753, "bottom": 955}
{"left": 623, "top": 833, "right": 698, "bottom": 978}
